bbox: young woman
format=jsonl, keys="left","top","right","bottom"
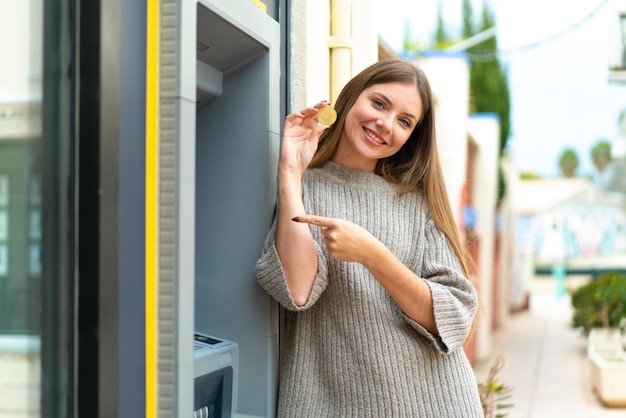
{"left": 256, "top": 59, "right": 483, "bottom": 417}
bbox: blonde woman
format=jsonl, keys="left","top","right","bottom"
{"left": 257, "top": 59, "right": 482, "bottom": 417}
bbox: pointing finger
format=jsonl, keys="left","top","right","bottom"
{"left": 292, "top": 215, "right": 334, "bottom": 227}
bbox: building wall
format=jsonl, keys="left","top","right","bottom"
{"left": 289, "top": 0, "right": 377, "bottom": 111}
{"left": 289, "top": 0, "right": 331, "bottom": 111}
{"left": 496, "top": 152, "right": 518, "bottom": 322}
{"left": 608, "top": 0, "right": 626, "bottom": 80}
{"left": 0, "top": 1, "right": 43, "bottom": 415}
{"left": 468, "top": 113, "right": 501, "bottom": 362}
{"left": 417, "top": 52, "right": 471, "bottom": 226}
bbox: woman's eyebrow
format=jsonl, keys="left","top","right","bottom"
{"left": 375, "top": 92, "right": 418, "bottom": 122}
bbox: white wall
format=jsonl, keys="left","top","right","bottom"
{"left": 417, "top": 52, "right": 470, "bottom": 224}
{"left": 468, "top": 113, "right": 500, "bottom": 361}
{"left": 608, "top": 0, "right": 626, "bottom": 71}
{"left": 0, "top": 0, "right": 42, "bottom": 97}
{"left": 496, "top": 152, "right": 517, "bottom": 324}
{"left": 0, "top": 0, "right": 42, "bottom": 139}
{"left": 290, "top": 0, "right": 378, "bottom": 111}
{"left": 289, "top": 0, "right": 331, "bottom": 111}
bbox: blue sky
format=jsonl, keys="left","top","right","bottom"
{"left": 374, "top": 0, "right": 626, "bottom": 177}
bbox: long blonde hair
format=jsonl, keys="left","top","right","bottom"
{"left": 310, "top": 59, "right": 470, "bottom": 277}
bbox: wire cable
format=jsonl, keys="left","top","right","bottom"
{"left": 466, "top": 0, "right": 611, "bottom": 62}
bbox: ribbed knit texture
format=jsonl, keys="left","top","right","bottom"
{"left": 256, "top": 161, "right": 483, "bottom": 417}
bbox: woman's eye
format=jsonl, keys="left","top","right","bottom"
{"left": 399, "top": 119, "right": 411, "bottom": 128}
{"left": 372, "top": 99, "right": 385, "bottom": 109}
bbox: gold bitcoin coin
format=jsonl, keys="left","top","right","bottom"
{"left": 316, "top": 106, "right": 337, "bottom": 125}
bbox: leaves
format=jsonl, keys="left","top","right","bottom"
{"left": 478, "top": 356, "right": 514, "bottom": 418}
{"left": 558, "top": 148, "right": 580, "bottom": 178}
{"left": 590, "top": 139, "right": 612, "bottom": 172}
{"left": 571, "top": 271, "right": 626, "bottom": 335}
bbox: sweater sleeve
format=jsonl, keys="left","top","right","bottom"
{"left": 403, "top": 217, "right": 478, "bottom": 354}
{"left": 256, "top": 217, "right": 329, "bottom": 311}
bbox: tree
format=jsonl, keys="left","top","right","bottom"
{"left": 558, "top": 148, "right": 580, "bottom": 178}
{"left": 461, "top": 0, "right": 474, "bottom": 39}
{"left": 590, "top": 139, "right": 612, "bottom": 172}
{"left": 461, "top": 0, "right": 511, "bottom": 200}
{"left": 463, "top": 1, "right": 511, "bottom": 152}
{"left": 401, "top": 17, "right": 422, "bottom": 53}
{"left": 431, "top": 0, "right": 511, "bottom": 149}
{"left": 433, "top": 1, "right": 453, "bottom": 48}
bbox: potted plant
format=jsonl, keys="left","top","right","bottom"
{"left": 570, "top": 271, "right": 626, "bottom": 340}
{"left": 570, "top": 271, "right": 626, "bottom": 406}
{"left": 587, "top": 342, "right": 626, "bottom": 406}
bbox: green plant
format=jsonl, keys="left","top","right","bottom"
{"left": 558, "top": 147, "right": 580, "bottom": 178}
{"left": 571, "top": 271, "right": 626, "bottom": 335}
{"left": 591, "top": 139, "right": 612, "bottom": 172}
{"left": 478, "top": 356, "right": 514, "bottom": 418}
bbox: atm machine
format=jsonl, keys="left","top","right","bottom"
{"left": 192, "top": 1, "right": 280, "bottom": 417}
{"left": 194, "top": 332, "right": 238, "bottom": 418}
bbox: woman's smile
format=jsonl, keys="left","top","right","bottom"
{"left": 363, "top": 127, "right": 387, "bottom": 145}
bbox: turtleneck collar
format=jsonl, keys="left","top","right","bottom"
{"left": 310, "top": 160, "right": 395, "bottom": 192}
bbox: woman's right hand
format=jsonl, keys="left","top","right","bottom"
{"left": 279, "top": 102, "right": 331, "bottom": 174}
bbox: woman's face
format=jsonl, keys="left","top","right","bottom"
{"left": 332, "top": 82, "right": 423, "bottom": 172}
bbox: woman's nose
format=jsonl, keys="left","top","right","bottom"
{"left": 376, "top": 116, "right": 392, "bottom": 133}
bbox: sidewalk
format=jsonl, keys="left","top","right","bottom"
{"left": 473, "top": 275, "right": 626, "bottom": 418}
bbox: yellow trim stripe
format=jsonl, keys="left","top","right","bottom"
{"left": 145, "top": 0, "right": 159, "bottom": 416}
{"left": 249, "top": 0, "right": 267, "bottom": 13}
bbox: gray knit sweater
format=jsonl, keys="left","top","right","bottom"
{"left": 256, "top": 161, "right": 483, "bottom": 417}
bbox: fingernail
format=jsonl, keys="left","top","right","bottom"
{"left": 292, "top": 217, "right": 300, "bottom": 222}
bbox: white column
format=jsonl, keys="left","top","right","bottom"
{"left": 468, "top": 113, "right": 500, "bottom": 361}
{"left": 418, "top": 52, "right": 470, "bottom": 224}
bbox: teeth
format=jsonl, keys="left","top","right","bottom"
{"left": 365, "top": 129, "right": 384, "bottom": 144}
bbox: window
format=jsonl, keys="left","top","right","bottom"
{"left": 0, "top": 1, "right": 44, "bottom": 416}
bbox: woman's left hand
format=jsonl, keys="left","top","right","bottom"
{"left": 292, "top": 215, "right": 379, "bottom": 264}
